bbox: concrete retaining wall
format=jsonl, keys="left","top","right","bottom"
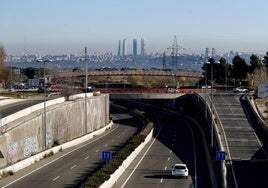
{"left": 0, "top": 93, "right": 109, "bottom": 169}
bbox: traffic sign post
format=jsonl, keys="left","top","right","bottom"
{"left": 102, "top": 150, "right": 112, "bottom": 162}
{"left": 216, "top": 151, "right": 226, "bottom": 161}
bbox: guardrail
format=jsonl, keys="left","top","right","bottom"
{"left": 196, "top": 93, "right": 227, "bottom": 188}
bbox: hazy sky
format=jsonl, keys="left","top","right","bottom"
{"left": 1, "top": 0, "right": 268, "bottom": 55}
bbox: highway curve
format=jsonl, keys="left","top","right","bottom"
{"left": 113, "top": 107, "right": 212, "bottom": 188}
{"left": 0, "top": 103, "right": 146, "bottom": 188}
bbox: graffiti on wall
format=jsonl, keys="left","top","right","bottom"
{"left": 24, "top": 135, "right": 39, "bottom": 157}
{"left": 46, "top": 132, "right": 52, "bottom": 147}
{"left": 7, "top": 142, "right": 18, "bottom": 158}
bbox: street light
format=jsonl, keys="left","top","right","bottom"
{"left": 78, "top": 48, "right": 89, "bottom": 134}
{"left": 37, "top": 58, "right": 52, "bottom": 150}
{"left": 84, "top": 47, "right": 88, "bottom": 134}
{"left": 206, "top": 59, "right": 220, "bottom": 149}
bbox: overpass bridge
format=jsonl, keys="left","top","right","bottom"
{"left": 98, "top": 88, "right": 215, "bottom": 99}
{"left": 51, "top": 69, "right": 204, "bottom": 81}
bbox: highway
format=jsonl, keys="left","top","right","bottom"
{"left": 0, "top": 103, "right": 145, "bottom": 188}
{"left": 0, "top": 95, "right": 61, "bottom": 118}
{"left": 112, "top": 107, "right": 212, "bottom": 188}
{"left": 213, "top": 93, "right": 268, "bottom": 187}
{"left": 0, "top": 99, "right": 44, "bottom": 118}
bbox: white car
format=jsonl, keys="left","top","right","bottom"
{"left": 171, "top": 164, "right": 188, "bottom": 178}
{"left": 233, "top": 87, "right": 248, "bottom": 93}
{"left": 166, "top": 88, "right": 179, "bottom": 93}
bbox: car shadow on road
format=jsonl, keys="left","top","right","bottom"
{"left": 144, "top": 174, "right": 187, "bottom": 179}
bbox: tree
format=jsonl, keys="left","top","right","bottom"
{"left": 24, "top": 67, "right": 36, "bottom": 79}
{"left": 247, "top": 66, "right": 268, "bottom": 90}
{"left": 215, "top": 57, "right": 229, "bottom": 85}
{"left": 249, "top": 54, "right": 262, "bottom": 74}
{"left": 263, "top": 52, "right": 268, "bottom": 70}
{"left": 0, "top": 45, "right": 7, "bottom": 84}
{"left": 231, "top": 55, "right": 249, "bottom": 86}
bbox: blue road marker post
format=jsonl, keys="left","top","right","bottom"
{"left": 102, "top": 150, "right": 112, "bottom": 163}
{"left": 216, "top": 151, "right": 226, "bottom": 161}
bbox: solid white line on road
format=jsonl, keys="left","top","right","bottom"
{"left": 53, "top": 176, "right": 60, "bottom": 181}
{"left": 121, "top": 125, "right": 162, "bottom": 188}
{"left": 164, "top": 166, "right": 167, "bottom": 170}
{"left": 96, "top": 149, "right": 99, "bottom": 152}
{"left": 84, "top": 156, "right": 89, "bottom": 160}
{"left": 71, "top": 165, "right": 76, "bottom": 169}
{"left": 160, "top": 178, "right": 163, "bottom": 183}
{"left": 1, "top": 123, "right": 120, "bottom": 188}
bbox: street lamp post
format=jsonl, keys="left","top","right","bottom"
{"left": 225, "top": 62, "right": 228, "bottom": 91}
{"left": 210, "top": 61, "right": 214, "bottom": 149}
{"left": 209, "top": 60, "right": 220, "bottom": 149}
{"left": 37, "top": 59, "right": 51, "bottom": 150}
{"left": 84, "top": 47, "right": 88, "bottom": 134}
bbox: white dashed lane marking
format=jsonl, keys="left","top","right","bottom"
{"left": 71, "top": 165, "right": 76, "bottom": 169}
{"left": 53, "top": 176, "right": 60, "bottom": 181}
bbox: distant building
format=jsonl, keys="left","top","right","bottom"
{"left": 122, "top": 39, "right": 127, "bottom": 56}
{"left": 211, "top": 48, "right": 217, "bottom": 57}
{"left": 133, "top": 39, "right": 137, "bottom": 56}
{"left": 117, "top": 40, "right": 121, "bottom": 56}
{"left": 205, "top": 48, "right": 210, "bottom": 57}
{"left": 141, "top": 38, "right": 145, "bottom": 56}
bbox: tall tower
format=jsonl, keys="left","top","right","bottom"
{"left": 117, "top": 40, "right": 121, "bottom": 56}
{"left": 171, "top": 35, "right": 179, "bottom": 69}
{"left": 205, "top": 48, "right": 210, "bottom": 57}
{"left": 168, "top": 35, "right": 185, "bottom": 70}
{"left": 133, "top": 39, "right": 138, "bottom": 56}
{"left": 122, "top": 39, "right": 127, "bottom": 56}
{"left": 140, "top": 38, "right": 145, "bottom": 56}
{"left": 211, "top": 48, "right": 216, "bottom": 57}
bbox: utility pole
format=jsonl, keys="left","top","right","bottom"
{"left": 163, "top": 51, "right": 166, "bottom": 70}
{"left": 84, "top": 47, "right": 88, "bottom": 134}
{"left": 171, "top": 35, "right": 178, "bottom": 70}
{"left": 167, "top": 35, "right": 185, "bottom": 70}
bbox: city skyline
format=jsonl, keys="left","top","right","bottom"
{"left": 1, "top": 0, "right": 268, "bottom": 55}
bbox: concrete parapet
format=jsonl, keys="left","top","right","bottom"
{"left": 0, "top": 97, "right": 65, "bottom": 127}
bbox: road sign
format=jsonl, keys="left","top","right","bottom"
{"left": 102, "top": 150, "right": 111, "bottom": 161}
{"left": 216, "top": 151, "right": 226, "bottom": 161}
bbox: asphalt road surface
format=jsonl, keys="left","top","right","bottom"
{"left": 0, "top": 104, "right": 145, "bottom": 188}
{"left": 0, "top": 99, "right": 44, "bottom": 118}
{"left": 113, "top": 110, "right": 212, "bottom": 188}
{"left": 213, "top": 93, "right": 268, "bottom": 188}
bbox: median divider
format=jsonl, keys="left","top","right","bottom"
{"left": 99, "top": 127, "right": 153, "bottom": 188}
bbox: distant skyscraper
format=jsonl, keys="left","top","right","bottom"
{"left": 117, "top": 40, "right": 121, "bottom": 56}
{"left": 211, "top": 48, "right": 216, "bottom": 57}
{"left": 133, "top": 39, "right": 137, "bottom": 56}
{"left": 205, "top": 48, "right": 210, "bottom": 57}
{"left": 122, "top": 39, "right": 127, "bottom": 56}
{"left": 141, "top": 38, "right": 145, "bottom": 56}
